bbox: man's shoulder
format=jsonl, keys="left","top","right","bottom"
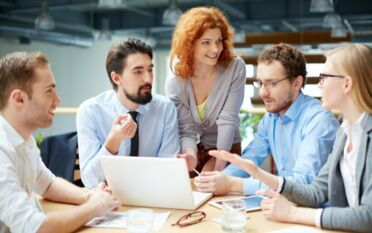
{"left": 299, "top": 94, "right": 326, "bottom": 115}
{"left": 0, "top": 125, "right": 15, "bottom": 162}
{"left": 150, "top": 94, "right": 174, "bottom": 106}
{"left": 146, "top": 94, "right": 176, "bottom": 113}
{"left": 298, "top": 94, "right": 337, "bottom": 125}
{"left": 0, "top": 125, "right": 10, "bottom": 150}
{"left": 79, "top": 90, "right": 115, "bottom": 111}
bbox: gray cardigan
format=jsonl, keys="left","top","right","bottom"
{"left": 166, "top": 57, "right": 246, "bottom": 152}
{"left": 282, "top": 113, "right": 372, "bottom": 232}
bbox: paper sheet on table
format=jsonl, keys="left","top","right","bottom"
{"left": 269, "top": 226, "right": 322, "bottom": 233}
{"left": 85, "top": 211, "right": 170, "bottom": 230}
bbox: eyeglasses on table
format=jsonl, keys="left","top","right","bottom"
{"left": 171, "top": 211, "right": 206, "bottom": 227}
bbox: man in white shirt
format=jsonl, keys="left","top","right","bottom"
{"left": 0, "top": 51, "right": 120, "bottom": 233}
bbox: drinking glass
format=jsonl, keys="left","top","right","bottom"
{"left": 222, "top": 199, "right": 247, "bottom": 233}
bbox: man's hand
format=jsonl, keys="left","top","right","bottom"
{"left": 110, "top": 114, "right": 137, "bottom": 140}
{"left": 194, "top": 171, "right": 243, "bottom": 195}
{"left": 104, "top": 114, "right": 137, "bottom": 155}
{"left": 177, "top": 153, "right": 197, "bottom": 171}
{"left": 87, "top": 183, "right": 121, "bottom": 216}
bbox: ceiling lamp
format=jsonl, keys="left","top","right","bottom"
{"left": 323, "top": 12, "right": 343, "bottom": 28}
{"left": 162, "top": 0, "right": 182, "bottom": 25}
{"left": 331, "top": 26, "right": 347, "bottom": 38}
{"left": 98, "top": 18, "right": 112, "bottom": 40}
{"left": 309, "top": 0, "right": 334, "bottom": 13}
{"left": 35, "top": 0, "right": 55, "bottom": 30}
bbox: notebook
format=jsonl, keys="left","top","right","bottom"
{"left": 101, "top": 156, "right": 212, "bottom": 210}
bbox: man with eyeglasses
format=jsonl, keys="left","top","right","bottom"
{"left": 194, "top": 43, "right": 340, "bottom": 196}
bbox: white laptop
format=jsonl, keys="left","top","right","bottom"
{"left": 100, "top": 156, "right": 212, "bottom": 210}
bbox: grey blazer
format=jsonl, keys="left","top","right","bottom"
{"left": 166, "top": 57, "right": 246, "bottom": 152}
{"left": 282, "top": 113, "right": 372, "bottom": 233}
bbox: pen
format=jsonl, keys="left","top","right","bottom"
{"left": 193, "top": 169, "right": 200, "bottom": 176}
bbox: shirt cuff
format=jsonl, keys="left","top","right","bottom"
{"left": 101, "top": 145, "right": 116, "bottom": 156}
{"left": 315, "top": 209, "right": 323, "bottom": 228}
{"left": 276, "top": 177, "right": 284, "bottom": 193}
{"left": 243, "top": 177, "right": 267, "bottom": 195}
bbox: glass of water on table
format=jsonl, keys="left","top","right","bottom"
{"left": 222, "top": 199, "right": 247, "bottom": 233}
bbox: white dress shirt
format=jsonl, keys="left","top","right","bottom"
{"left": 340, "top": 112, "right": 367, "bottom": 207}
{"left": 0, "top": 115, "right": 55, "bottom": 233}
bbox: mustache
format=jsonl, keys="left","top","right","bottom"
{"left": 140, "top": 84, "right": 152, "bottom": 90}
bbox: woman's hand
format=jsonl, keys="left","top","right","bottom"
{"left": 256, "top": 189, "right": 297, "bottom": 223}
{"left": 209, "top": 150, "right": 259, "bottom": 177}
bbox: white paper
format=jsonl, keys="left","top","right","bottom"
{"left": 85, "top": 211, "right": 170, "bottom": 230}
{"left": 269, "top": 226, "right": 322, "bottom": 233}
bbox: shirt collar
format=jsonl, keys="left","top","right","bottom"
{"left": 113, "top": 92, "right": 147, "bottom": 116}
{"left": 268, "top": 92, "right": 305, "bottom": 124}
{"left": 0, "top": 115, "right": 26, "bottom": 147}
{"left": 341, "top": 112, "right": 367, "bottom": 133}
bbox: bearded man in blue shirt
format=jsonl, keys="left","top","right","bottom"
{"left": 195, "top": 43, "right": 339, "bottom": 195}
{"left": 77, "top": 38, "right": 182, "bottom": 188}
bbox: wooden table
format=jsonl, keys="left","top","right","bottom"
{"left": 40, "top": 195, "right": 342, "bottom": 233}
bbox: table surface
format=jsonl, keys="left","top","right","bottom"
{"left": 40, "top": 195, "right": 343, "bottom": 233}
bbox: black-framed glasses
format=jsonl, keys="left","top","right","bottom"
{"left": 253, "top": 76, "right": 291, "bottom": 89}
{"left": 171, "top": 211, "right": 206, "bottom": 227}
{"left": 318, "top": 73, "right": 345, "bottom": 85}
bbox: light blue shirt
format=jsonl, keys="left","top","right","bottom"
{"left": 224, "top": 92, "right": 339, "bottom": 195}
{"left": 76, "top": 90, "right": 180, "bottom": 188}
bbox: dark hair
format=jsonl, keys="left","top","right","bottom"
{"left": 0, "top": 51, "right": 48, "bottom": 110}
{"left": 106, "top": 38, "right": 153, "bottom": 91}
{"left": 258, "top": 43, "right": 307, "bottom": 88}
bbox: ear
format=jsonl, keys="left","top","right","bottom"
{"left": 344, "top": 76, "right": 353, "bottom": 94}
{"left": 293, "top": 75, "right": 303, "bottom": 90}
{"left": 9, "top": 89, "right": 28, "bottom": 106}
{"left": 110, "top": 71, "right": 122, "bottom": 87}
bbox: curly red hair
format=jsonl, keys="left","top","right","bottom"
{"left": 170, "top": 6, "right": 235, "bottom": 79}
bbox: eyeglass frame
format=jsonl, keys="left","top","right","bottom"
{"left": 318, "top": 73, "right": 345, "bottom": 85}
{"left": 253, "top": 76, "right": 292, "bottom": 89}
{"left": 171, "top": 211, "right": 206, "bottom": 227}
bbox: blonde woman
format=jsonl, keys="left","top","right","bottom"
{"left": 210, "top": 44, "right": 372, "bottom": 232}
{"left": 166, "top": 7, "right": 246, "bottom": 175}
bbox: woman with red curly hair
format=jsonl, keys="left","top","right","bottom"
{"left": 166, "top": 6, "right": 246, "bottom": 176}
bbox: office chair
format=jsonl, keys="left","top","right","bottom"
{"left": 40, "top": 131, "right": 84, "bottom": 187}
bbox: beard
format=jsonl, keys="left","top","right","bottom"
{"left": 265, "top": 98, "right": 292, "bottom": 114}
{"left": 123, "top": 84, "right": 152, "bottom": 105}
{"left": 262, "top": 92, "right": 294, "bottom": 114}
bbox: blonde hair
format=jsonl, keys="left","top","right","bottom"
{"left": 170, "top": 6, "right": 234, "bottom": 79}
{"left": 326, "top": 44, "right": 372, "bottom": 113}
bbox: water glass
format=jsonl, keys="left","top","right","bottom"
{"left": 127, "top": 208, "right": 154, "bottom": 233}
{"left": 222, "top": 199, "right": 247, "bottom": 233}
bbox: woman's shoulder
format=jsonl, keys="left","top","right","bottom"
{"left": 166, "top": 75, "right": 188, "bottom": 89}
{"left": 229, "top": 56, "right": 245, "bottom": 67}
{"left": 219, "top": 56, "right": 245, "bottom": 72}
